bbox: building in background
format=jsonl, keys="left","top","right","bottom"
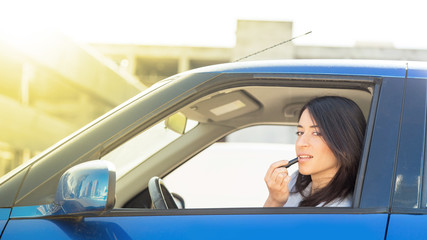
{"left": 91, "top": 20, "right": 427, "bottom": 87}
{"left": 1, "top": 19, "right": 427, "bottom": 177}
{"left": 0, "top": 31, "right": 144, "bottom": 177}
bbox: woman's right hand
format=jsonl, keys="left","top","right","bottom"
{"left": 263, "top": 160, "right": 292, "bottom": 207}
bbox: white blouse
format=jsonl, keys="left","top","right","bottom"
{"left": 283, "top": 172, "right": 353, "bottom": 207}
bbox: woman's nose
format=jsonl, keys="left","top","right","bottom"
{"left": 296, "top": 134, "right": 309, "bottom": 148}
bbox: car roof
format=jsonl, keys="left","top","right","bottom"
{"left": 189, "top": 59, "right": 412, "bottom": 78}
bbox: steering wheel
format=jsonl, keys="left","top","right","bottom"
{"left": 148, "top": 176, "right": 178, "bottom": 209}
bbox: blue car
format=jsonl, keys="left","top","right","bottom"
{"left": 1, "top": 59, "right": 427, "bottom": 239}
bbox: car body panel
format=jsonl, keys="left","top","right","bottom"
{"left": 197, "top": 60, "right": 407, "bottom": 78}
{"left": 2, "top": 213, "right": 388, "bottom": 239}
{"left": 0, "top": 208, "right": 10, "bottom": 235}
{"left": 406, "top": 61, "right": 427, "bottom": 79}
{"left": 387, "top": 214, "right": 427, "bottom": 239}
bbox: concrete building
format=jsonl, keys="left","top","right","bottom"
{"left": 0, "top": 31, "right": 144, "bottom": 176}
{"left": 91, "top": 20, "right": 427, "bottom": 87}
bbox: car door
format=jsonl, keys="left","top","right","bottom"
{"left": 386, "top": 64, "right": 427, "bottom": 239}
{"left": 0, "top": 209, "right": 10, "bottom": 235}
{"left": 1, "top": 74, "right": 404, "bottom": 239}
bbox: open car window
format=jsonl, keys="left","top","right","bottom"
{"left": 163, "top": 125, "right": 299, "bottom": 208}
{"left": 104, "top": 83, "right": 373, "bottom": 210}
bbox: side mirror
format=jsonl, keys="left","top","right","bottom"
{"left": 165, "top": 112, "right": 187, "bottom": 134}
{"left": 11, "top": 160, "right": 116, "bottom": 218}
{"left": 54, "top": 160, "right": 116, "bottom": 215}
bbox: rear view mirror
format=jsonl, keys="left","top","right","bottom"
{"left": 165, "top": 112, "right": 187, "bottom": 134}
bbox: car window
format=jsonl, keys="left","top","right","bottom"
{"left": 110, "top": 85, "right": 373, "bottom": 210}
{"left": 163, "top": 125, "right": 298, "bottom": 208}
{"left": 102, "top": 114, "right": 198, "bottom": 178}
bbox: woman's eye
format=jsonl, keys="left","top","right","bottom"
{"left": 296, "top": 131, "right": 303, "bottom": 136}
{"left": 313, "top": 131, "right": 322, "bottom": 136}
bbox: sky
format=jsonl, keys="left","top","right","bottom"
{"left": 1, "top": 0, "right": 427, "bottom": 49}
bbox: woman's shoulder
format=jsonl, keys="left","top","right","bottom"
{"left": 323, "top": 194, "right": 353, "bottom": 207}
{"left": 284, "top": 172, "right": 353, "bottom": 207}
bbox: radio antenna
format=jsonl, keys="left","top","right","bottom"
{"left": 233, "top": 31, "right": 312, "bottom": 62}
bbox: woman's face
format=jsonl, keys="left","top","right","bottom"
{"left": 296, "top": 109, "right": 339, "bottom": 184}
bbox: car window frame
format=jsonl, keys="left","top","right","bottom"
{"left": 109, "top": 73, "right": 385, "bottom": 214}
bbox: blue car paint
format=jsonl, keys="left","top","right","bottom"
{"left": 407, "top": 62, "right": 427, "bottom": 79}
{"left": 386, "top": 214, "right": 427, "bottom": 239}
{"left": 10, "top": 205, "right": 59, "bottom": 219}
{"left": 0, "top": 208, "right": 11, "bottom": 235}
{"left": 2, "top": 213, "right": 388, "bottom": 239}
{"left": 197, "top": 60, "right": 407, "bottom": 78}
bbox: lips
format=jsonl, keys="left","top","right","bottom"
{"left": 297, "top": 154, "right": 313, "bottom": 162}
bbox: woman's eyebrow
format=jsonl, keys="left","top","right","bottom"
{"left": 297, "top": 125, "right": 319, "bottom": 128}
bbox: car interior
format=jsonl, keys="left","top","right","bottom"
{"left": 104, "top": 84, "right": 373, "bottom": 209}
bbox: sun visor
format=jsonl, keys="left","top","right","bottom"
{"left": 189, "top": 91, "right": 260, "bottom": 122}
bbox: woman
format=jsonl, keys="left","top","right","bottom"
{"left": 264, "top": 96, "right": 366, "bottom": 207}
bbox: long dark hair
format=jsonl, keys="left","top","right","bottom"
{"left": 294, "top": 96, "right": 366, "bottom": 207}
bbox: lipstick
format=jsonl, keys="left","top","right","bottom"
{"left": 279, "top": 157, "right": 298, "bottom": 168}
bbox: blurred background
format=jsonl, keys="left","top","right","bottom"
{"left": 0, "top": 0, "right": 426, "bottom": 177}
